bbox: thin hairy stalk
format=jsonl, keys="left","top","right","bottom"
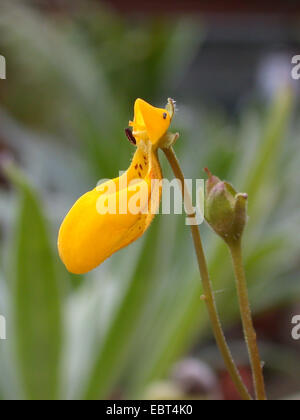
{"left": 229, "top": 240, "right": 267, "bottom": 400}
{"left": 162, "top": 146, "right": 252, "bottom": 401}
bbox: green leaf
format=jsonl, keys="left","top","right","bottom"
{"left": 7, "top": 164, "right": 62, "bottom": 400}
{"left": 243, "top": 87, "right": 293, "bottom": 210}
{"left": 83, "top": 218, "right": 162, "bottom": 400}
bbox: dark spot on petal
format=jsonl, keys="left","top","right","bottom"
{"left": 125, "top": 128, "right": 136, "bottom": 145}
{"left": 139, "top": 164, "right": 143, "bottom": 170}
{"left": 135, "top": 164, "right": 138, "bottom": 170}
{"left": 163, "top": 112, "right": 167, "bottom": 120}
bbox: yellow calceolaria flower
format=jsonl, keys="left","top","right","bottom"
{"left": 58, "top": 98, "right": 176, "bottom": 274}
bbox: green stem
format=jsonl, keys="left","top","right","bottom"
{"left": 163, "top": 146, "right": 252, "bottom": 401}
{"left": 228, "top": 240, "right": 267, "bottom": 401}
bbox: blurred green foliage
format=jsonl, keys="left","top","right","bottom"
{"left": 0, "top": 0, "right": 299, "bottom": 400}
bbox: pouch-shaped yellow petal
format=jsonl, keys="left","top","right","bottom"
{"left": 58, "top": 147, "right": 162, "bottom": 274}
{"left": 130, "top": 98, "right": 171, "bottom": 145}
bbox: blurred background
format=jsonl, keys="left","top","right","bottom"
{"left": 0, "top": 0, "right": 300, "bottom": 400}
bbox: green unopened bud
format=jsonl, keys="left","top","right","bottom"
{"left": 204, "top": 168, "right": 248, "bottom": 244}
{"left": 204, "top": 168, "right": 220, "bottom": 195}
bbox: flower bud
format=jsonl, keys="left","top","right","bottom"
{"left": 204, "top": 167, "right": 221, "bottom": 195}
{"left": 205, "top": 169, "right": 248, "bottom": 244}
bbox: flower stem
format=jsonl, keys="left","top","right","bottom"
{"left": 228, "top": 240, "right": 267, "bottom": 400}
{"left": 162, "top": 146, "right": 252, "bottom": 401}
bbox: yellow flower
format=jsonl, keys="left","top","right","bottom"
{"left": 129, "top": 98, "right": 172, "bottom": 146}
{"left": 58, "top": 98, "right": 174, "bottom": 274}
